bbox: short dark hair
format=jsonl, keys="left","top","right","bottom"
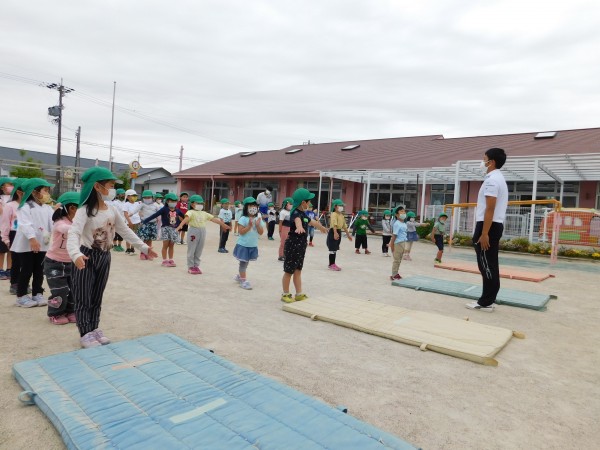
{"left": 265, "top": 186, "right": 273, "bottom": 191}
{"left": 485, "top": 147, "right": 507, "bottom": 169}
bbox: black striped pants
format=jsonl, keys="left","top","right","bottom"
{"left": 72, "top": 246, "right": 111, "bottom": 337}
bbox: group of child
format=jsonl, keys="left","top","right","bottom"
{"left": 1, "top": 169, "right": 449, "bottom": 349}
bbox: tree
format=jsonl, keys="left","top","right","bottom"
{"left": 9, "top": 150, "right": 44, "bottom": 178}
{"left": 117, "top": 169, "right": 131, "bottom": 190}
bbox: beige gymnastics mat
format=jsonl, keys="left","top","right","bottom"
{"left": 283, "top": 294, "right": 524, "bottom": 366}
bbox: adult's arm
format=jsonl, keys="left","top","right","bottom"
{"left": 477, "top": 195, "right": 497, "bottom": 251}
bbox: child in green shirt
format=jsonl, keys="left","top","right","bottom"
{"left": 352, "top": 210, "right": 375, "bottom": 254}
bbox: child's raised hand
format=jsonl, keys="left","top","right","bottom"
{"left": 74, "top": 255, "right": 89, "bottom": 270}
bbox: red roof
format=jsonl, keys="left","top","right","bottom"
{"left": 175, "top": 127, "right": 600, "bottom": 177}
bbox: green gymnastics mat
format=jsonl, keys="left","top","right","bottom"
{"left": 392, "top": 276, "right": 556, "bottom": 311}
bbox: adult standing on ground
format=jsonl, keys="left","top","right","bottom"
{"left": 256, "top": 186, "right": 273, "bottom": 216}
{"left": 467, "top": 147, "right": 509, "bottom": 312}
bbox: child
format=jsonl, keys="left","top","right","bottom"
{"left": 67, "top": 167, "right": 158, "bottom": 348}
{"left": 390, "top": 206, "right": 408, "bottom": 281}
{"left": 233, "top": 197, "right": 264, "bottom": 289}
{"left": 404, "top": 211, "right": 426, "bottom": 261}
{"left": 176, "top": 192, "right": 189, "bottom": 244}
{"left": 266, "top": 202, "right": 277, "bottom": 240}
{"left": 45, "top": 192, "right": 79, "bottom": 325}
{"left": 432, "top": 212, "right": 448, "bottom": 263}
{"left": 137, "top": 190, "right": 161, "bottom": 260}
{"left": 305, "top": 203, "right": 316, "bottom": 247}
{"left": 154, "top": 192, "right": 163, "bottom": 206}
{"left": 1, "top": 178, "right": 25, "bottom": 294}
{"left": 0, "top": 177, "right": 15, "bottom": 280}
{"left": 111, "top": 188, "right": 126, "bottom": 252}
{"left": 381, "top": 209, "right": 393, "bottom": 257}
{"left": 233, "top": 200, "right": 243, "bottom": 235}
{"left": 281, "top": 189, "right": 327, "bottom": 303}
{"left": 12, "top": 178, "right": 55, "bottom": 307}
{"left": 141, "top": 193, "right": 185, "bottom": 267}
{"left": 277, "top": 197, "right": 293, "bottom": 261}
{"left": 352, "top": 210, "right": 375, "bottom": 254}
{"left": 122, "top": 189, "right": 142, "bottom": 255}
{"left": 217, "top": 198, "right": 233, "bottom": 253}
{"left": 176, "top": 195, "right": 230, "bottom": 274}
{"left": 327, "top": 199, "right": 353, "bottom": 270}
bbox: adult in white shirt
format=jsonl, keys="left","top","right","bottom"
{"left": 256, "top": 186, "right": 273, "bottom": 216}
{"left": 467, "top": 148, "right": 509, "bottom": 312}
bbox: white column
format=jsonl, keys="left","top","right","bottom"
{"left": 453, "top": 162, "right": 461, "bottom": 234}
{"left": 317, "top": 171, "right": 323, "bottom": 213}
{"left": 420, "top": 170, "right": 427, "bottom": 219}
{"left": 364, "top": 172, "right": 371, "bottom": 210}
{"left": 559, "top": 181, "right": 564, "bottom": 206}
{"left": 528, "top": 160, "right": 539, "bottom": 242}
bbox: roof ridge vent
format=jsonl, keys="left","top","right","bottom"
{"left": 240, "top": 152, "right": 256, "bottom": 157}
{"left": 534, "top": 131, "right": 558, "bottom": 139}
{"left": 285, "top": 148, "right": 303, "bottom": 154}
{"left": 341, "top": 144, "right": 360, "bottom": 151}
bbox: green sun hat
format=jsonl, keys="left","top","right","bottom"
{"left": 243, "top": 196, "right": 257, "bottom": 205}
{"left": 116, "top": 188, "right": 126, "bottom": 195}
{"left": 79, "top": 167, "right": 121, "bottom": 206}
{"left": 234, "top": 200, "right": 241, "bottom": 206}
{"left": 383, "top": 209, "right": 391, "bottom": 217}
{"left": 439, "top": 212, "right": 448, "bottom": 219}
{"left": 57, "top": 191, "right": 80, "bottom": 207}
{"left": 406, "top": 211, "right": 416, "bottom": 219}
{"left": 268, "top": 202, "right": 274, "bottom": 207}
{"left": 19, "top": 178, "right": 54, "bottom": 208}
{"left": 330, "top": 199, "right": 345, "bottom": 212}
{"left": 142, "top": 190, "right": 154, "bottom": 198}
{"left": 392, "top": 205, "right": 406, "bottom": 217}
{"left": 155, "top": 192, "right": 163, "bottom": 199}
{"left": 9, "top": 178, "right": 26, "bottom": 201}
{"left": 190, "top": 194, "right": 204, "bottom": 204}
{"left": 291, "top": 188, "right": 315, "bottom": 212}
{"left": 220, "top": 198, "right": 229, "bottom": 204}
{"left": 164, "top": 193, "right": 178, "bottom": 201}
{"left": 281, "top": 197, "right": 293, "bottom": 209}
{"left": 0, "top": 177, "right": 16, "bottom": 188}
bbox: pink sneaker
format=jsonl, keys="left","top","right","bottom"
{"left": 328, "top": 264, "right": 342, "bottom": 271}
{"left": 188, "top": 267, "right": 201, "bottom": 274}
{"left": 49, "top": 315, "right": 69, "bottom": 325}
{"left": 196, "top": 267, "right": 202, "bottom": 274}
{"left": 66, "top": 312, "right": 77, "bottom": 323}
{"left": 161, "top": 260, "right": 170, "bottom": 267}
{"left": 140, "top": 253, "right": 147, "bottom": 260}
{"left": 168, "top": 259, "right": 177, "bottom": 267}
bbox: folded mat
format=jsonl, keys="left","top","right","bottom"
{"left": 434, "top": 261, "right": 554, "bottom": 282}
{"left": 393, "top": 276, "right": 556, "bottom": 311}
{"left": 283, "top": 294, "right": 523, "bottom": 366}
{"left": 13, "top": 333, "right": 417, "bottom": 450}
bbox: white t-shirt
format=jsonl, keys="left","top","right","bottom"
{"left": 476, "top": 169, "right": 509, "bottom": 223}
{"left": 279, "top": 209, "right": 290, "bottom": 222}
{"left": 122, "top": 201, "right": 143, "bottom": 224}
{"left": 11, "top": 201, "right": 54, "bottom": 253}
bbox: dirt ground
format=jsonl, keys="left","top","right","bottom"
{"left": 1, "top": 231, "right": 599, "bottom": 450}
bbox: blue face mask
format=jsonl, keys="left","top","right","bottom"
{"left": 399, "top": 214, "right": 407, "bottom": 220}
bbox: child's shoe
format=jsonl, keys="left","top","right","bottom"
{"left": 240, "top": 280, "right": 252, "bottom": 290}
{"left": 328, "top": 264, "right": 342, "bottom": 271}
{"left": 281, "top": 293, "right": 294, "bottom": 303}
{"left": 49, "top": 315, "right": 69, "bottom": 325}
{"left": 33, "top": 294, "right": 47, "bottom": 306}
{"left": 0, "top": 270, "right": 8, "bottom": 280}
{"left": 382, "top": 252, "right": 387, "bottom": 257}
{"left": 308, "top": 242, "right": 314, "bottom": 247}
{"left": 161, "top": 260, "right": 170, "bottom": 267}
{"left": 15, "top": 295, "right": 37, "bottom": 307}
{"left": 117, "top": 245, "right": 125, "bottom": 252}
{"left": 390, "top": 274, "right": 402, "bottom": 281}
{"left": 188, "top": 267, "right": 201, "bottom": 275}
{"left": 93, "top": 329, "right": 111, "bottom": 344}
{"left": 365, "top": 249, "right": 371, "bottom": 255}
{"left": 277, "top": 256, "right": 285, "bottom": 261}
{"left": 355, "top": 249, "right": 360, "bottom": 254}
{"left": 139, "top": 253, "right": 147, "bottom": 260}
{"left": 405, "top": 254, "right": 412, "bottom": 261}
{"left": 233, "top": 274, "right": 242, "bottom": 283}
{"left": 167, "top": 259, "right": 177, "bottom": 267}
{"left": 66, "top": 312, "right": 77, "bottom": 323}
{"left": 294, "top": 293, "right": 309, "bottom": 302}
{"left": 80, "top": 332, "right": 101, "bottom": 348}
{"left": 434, "top": 258, "right": 442, "bottom": 264}
{"left": 268, "top": 237, "right": 275, "bottom": 241}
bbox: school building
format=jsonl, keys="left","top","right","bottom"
{"left": 174, "top": 127, "right": 600, "bottom": 218}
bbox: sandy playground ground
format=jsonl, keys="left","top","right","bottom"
{"left": 0, "top": 231, "right": 599, "bottom": 450}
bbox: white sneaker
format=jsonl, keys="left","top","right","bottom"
{"left": 33, "top": 294, "right": 47, "bottom": 306}
{"left": 233, "top": 274, "right": 242, "bottom": 283}
{"left": 240, "top": 280, "right": 252, "bottom": 290}
{"left": 465, "top": 301, "right": 495, "bottom": 312}
{"left": 15, "top": 295, "right": 37, "bottom": 308}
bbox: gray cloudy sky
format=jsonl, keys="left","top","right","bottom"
{"left": 2, "top": 0, "right": 599, "bottom": 172}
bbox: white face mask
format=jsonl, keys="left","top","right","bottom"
{"left": 248, "top": 207, "right": 258, "bottom": 215}
{"left": 480, "top": 160, "right": 490, "bottom": 169}
{"left": 194, "top": 204, "right": 204, "bottom": 211}
{"left": 167, "top": 202, "right": 177, "bottom": 208}
{"left": 337, "top": 206, "right": 344, "bottom": 213}
{"left": 399, "top": 214, "right": 407, "bottom": 220}
{"left": 143, "top": 198, "right": 153, "bottom": 205}
{"left": 409, "top": 217, "right": 415, "bottom": 222}
{"left": 286, "top": 204, "right": 292, "bottom": 210}
{"left": 384, "top": 215, "right": 390, "bottom": 220}
{"left": 100, "top": 188, "right": 116, "bottom": 202}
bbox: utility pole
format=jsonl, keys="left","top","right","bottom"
{"left": 109, "top": 81, "right": 116, "bottom": 172}
{"left": 179, "top": 145, "right": 184, "bottom": 171}
{"left": 46, "top": 79, "right": 74, "bottom": 195}
{"left": 75, "top": 126, "right": 81, "bottom": 185}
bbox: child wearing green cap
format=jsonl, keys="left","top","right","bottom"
{"left": 381, "top": 209, "right": 393, "bottom": 257}
{"left": 305, "top": 203, "right": 317, "bottom": 247}
{"left": 404, "top": 211, "right": 427, "bottom": 261}
{"left": 432, "top": 212, "right": 448, "bottom": 263}
{"left": 1, "top": 179, "right": 26, "bottom": 293}
{"left": 0, "top": 177, "right": 16, "bottom": 279}
{"left": 137, "top": 190, "right": 161, "bottom": 260}
{"left": 176, "top": 192, "right": 190, "bottom": 244}
{"left": 352, "top": 210, "right": 375, "bottom": 254}
{"left": 67, "top": 167, "right": 158, "bottom": 348}
{"left": 12, "top": 178, "right": 54, "bottom": 307}
{"left": 109, "top": 188, "right": 126, "bottom": 251}
{"left": 281, "top": 188, "right": 327, "bottom": 303}
{"left": 266, "top": 202, "right": 277, "bottom": 240}
{"left": 327, "top": 199, "right": 353, "bottom": 271}
{"left": 217, "top": 198, "right": 233, "bottom": 253}
{"left": 390, "top": 206, "right": 408, "bottom": 281}
{"left": 277, "top": 197, "right": 293, "bottom": 261}
{"left": 233, "top": 197, "right": 264, "bottom": 289}
{"left": 45, "top": 192, "right": 79, "bottom": 325}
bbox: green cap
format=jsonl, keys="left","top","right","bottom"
{"left": 330, "top": 199, "right": 345, "bottom": 212}
{"left": 79, "top": 167, "right": 121, "bottom": 206}
{"left": 268, "top": 202, "right": 274, "bottom": 207}
{"left": 155, "top": 192, "right": 163, "bottom": 198}
{"left": 190, "top": 194, "right": 204, "bottom": 204}
{"left": 142, "top": 190, "right": 154, "bottom": 198}
{"left": 57, "top": 191, "right": 80, "bottom": 206}
{"left": 9, "top": 178, "right": 26, "bottom": 201}
{"left": 383, "top": 209, "right": 391, "bottom": 216}
{"left": 19, "top": 178, "right": 54, "bottom": 208}
{"left": 116, "top": 188, "right": 126, "bottom": 195}
{"left": 358, "top": 210, "right": 368, "bottom": 216}
{"left": 392, "top": 205, "right": 406, "bottom": 217}
{"left": 164, "top": 193, "right": 178, "bottom": 201}
{"left": 291, "top": 188, "right": 315, "bottom": 211}
{"left": 0, "top": 177, "right": 15, "bottom": 187}
{"left": 281, "top": 197, "right": 293, "bottom": 209}
{"left": 243, "top": 196, "right": 257, "bottom": 205}
{"left": 406, "top": 211, "right": 416, "bottom": 218}
{"left": 220, "top": 198, "right": 229, "bottom": 204}
{"left": 439, "top": 212, "right": 448, "bottom": 219}
{"left": 234, "top": 200, "right": 241, "bottom": 206}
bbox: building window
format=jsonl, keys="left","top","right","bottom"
{"left": 368, "top": 184, "right": 418, "bottom": 212}
{"left": 305, "top": 180, "right": 342, "bottom": 211}
{"left": 203, "top": 182, "right": 229, "bottom": 208}
{"left": 430, "top": 184, "right": 455, "bottom": 206}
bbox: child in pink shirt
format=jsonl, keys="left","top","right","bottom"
{"left": 44, "top": 192, "right": 79, "bottom": 325}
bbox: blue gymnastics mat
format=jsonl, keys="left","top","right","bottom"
{"left": 13, "top": 333, "right": 418, "bottom": 450}
{"left": 393, "top": 276, "right": 556, "bottom": 311}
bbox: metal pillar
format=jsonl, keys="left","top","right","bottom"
{"left": 317, "top": 172, "right": 323, "bottom": 213}
{"left": 420, "top": 171, "right": 427, "bottom": 219}
{"left": 528, "top": 160, "right": 539, "bottom": 242}
{"left": 364, "top": 172, "right": 371, "bottom": 210}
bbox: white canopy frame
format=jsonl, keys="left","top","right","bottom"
{"left": 319, "top": 153, "right": 600, "bottom": 222}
